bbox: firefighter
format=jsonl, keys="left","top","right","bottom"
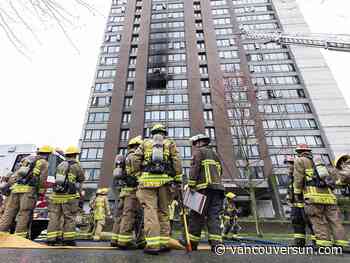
{"left": 334, "top": 154, "right": 350, "bottom": 188}
{"left": 46, "top": 146, "right": 85, "bottom": 246}
{"left": 293, "top": 144, "right": 348, "bottom": 248}
{"left": 117, "top": 136, "right": 145, "bottom": 249}
{"left": 223, "top": 192, "right": 240, "bottom": 240}
{"left": 110, "top": 154, "right": 126, "bottom": 247}
{"left": 285, "top": 156, "right": 315, "bottom": 247}
{"left": 168, "top": 199, "right": 178, "bottom": 236}
{"left": 187, "top": 134, "right": 224, "bottom": 252}
{"left": 0, "top": 172, "right": 12, "bottom": 218}
{"left": 0, "top": 146, "right": 52, "bottom": 238}
{"left": 133, "top": 124, "right": 183, "bottom": 255}
{"left": 90, "top": 188, "right": 111, "bottom": 241}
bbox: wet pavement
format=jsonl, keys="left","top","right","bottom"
{"left": 1, "top": 248, "right": 350, "bottom": 263}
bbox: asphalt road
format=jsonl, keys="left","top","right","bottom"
{"left": 1, "top": 248, "right": 350, "bottom": 263}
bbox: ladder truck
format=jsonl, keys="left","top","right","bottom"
{"left": 240, "top": 28, "right": 350, "bottom": 52}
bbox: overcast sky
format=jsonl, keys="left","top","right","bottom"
{"left": 0, "top": 0, "right": 350, "bottom": 149}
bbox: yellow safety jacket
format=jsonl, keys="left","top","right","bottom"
{"left": 11, "top": 158, "right": 47, "bottom": 194}
{"left": 169, "top": 200, "right": 178, "bottom": 220}
{"left": 293, "top": 156, "right": 337, "bottom": 205}
{"left": 188, "top": 146, "right": 224, "bottom": 191}
{"left": 93, "top": 196, "right": 109, "bottom": 221}
{"left": 135, "top": 138, "right": 183, "bottom": 188}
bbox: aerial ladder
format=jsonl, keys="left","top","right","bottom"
{"left": 240, "top": 28, "right": 350, "bottom": 52}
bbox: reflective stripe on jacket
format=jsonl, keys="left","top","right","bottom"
{"left": 293, "top": 155, "right": 337, "bottom": 205}
{"left": 189, "top": 146, "right": 224, "bottom": 191}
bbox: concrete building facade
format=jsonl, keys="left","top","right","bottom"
{"left": 79, "top": 0, "right": 350, "bottom": 217}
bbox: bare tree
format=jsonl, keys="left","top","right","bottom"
{"left": 0, "top": 0, "right": 102, "bottom": 56}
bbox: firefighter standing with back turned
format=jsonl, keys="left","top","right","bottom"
{"left": 110, "top": 154, "right": 126, "bottom": 247}
{"left": 187, "top": 134, "right": 224, "bottom": 252}
{"left": 334, "top": 154, "right": 350, "bottom": 195}
{"left": 117, "top": 136, "right": 145, "bottom": 249}
{"left": 0, "top": 145, "right": 52, "bottom": 238}
{"left": 285, "top": 155, "right": 315, "bottom": 247}
{"left": 293, "top": 144, "right": 348, "bottom": 249}
{"left": 46, "top": 146, "right": 85, "bottom": 246}
{"left": 134, "top": 124, "right": 183, "bottom": 255}
{"left": 90, "top": 188, "right": 111, "bottom": 241}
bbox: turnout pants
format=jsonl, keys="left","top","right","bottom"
{"left": 92, "top": 219, "right": 105, "bottom": 240}
{"left": 188, "top": 189, "right": 224, "bottom": 248}
{"left": 0, "top": 191, "right": 37, "bottom": 238}
{"left": 291, "top": 206, "right": 315, "bottom": 246}
{"left": 305, "top": 204, "right": 348, "bottom": 247}
{"left": 223, "top": 217, "right": 239, "bottom": 239}
{"left": 47, "top": 199, "right": 79, "bottom": 242}
{"left": 136, "top": 185, "right": 171, "bottom": 250}
{"left": 118, "top": 191, "right": 145, "bottom": 247}
{"left": 111, "top": 196, "right": 124, "bottom": 245}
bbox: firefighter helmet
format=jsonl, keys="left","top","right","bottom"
{"left": 37, "top": 145, "right": 54, "bottom": 154}
{"left": 151, "top": 123, "right": 167, "bottom": 135}
{"left": 225, "top": 192, "right": 236, "bottom": 199}
{"left": 295, "top": 144, "right": 311, "bottom": 153}
{"left": 284, "top": 155, "right": 294, "bottom": 164}
{"left": 190, "top": 134, "right": 210, "bottom": 145}
{"left": 65, "top": 146, "right": 80, "bottom": 155}
{"left": 128, "top": 135, "right": 143, "bottom": 148}
{"left": 96, "top": 188, "right": 109, "bottom": 195}
{"left": 334, "top": 154, "right": 350, "bottom": 169}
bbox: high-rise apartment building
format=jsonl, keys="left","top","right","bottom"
{"left": 79, "top": 0, "right": 350, "bottom": 217}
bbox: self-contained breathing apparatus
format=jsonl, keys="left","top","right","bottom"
{"left": 15, "top": 155, "right": 41, "bottom": 186}
{"left": 53, "top": 160, "right": 79, "bottom": 194}
{"left": 113, "top": 154, "right": 126, "bottom": 188}
{"left": 145, "top": 134, "right": 171, "bottom": 175}
{"left": 312, "top": 159, "right": 335, "bottom": 190}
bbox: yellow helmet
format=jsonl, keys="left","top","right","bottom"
{"left": 226, "top": 192, "right": 236, "bottom": 199}
{"left": 151, "top": 123, "right": 167, "bottom": 135}
{"left": 334, "top": 154, "right": 350, "bottom": 169}
{"left": 65, "top": 146, "right": 80, "bottom": 155}
{"left": 37, "top": 145, "right": 54, "bottom": 154}
{"left": 128, "top": 135, "right": 143, "bottom": 148}
{"left": 96, "top": 188, "right": 109, "bottom": 195}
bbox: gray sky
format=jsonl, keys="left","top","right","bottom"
{"left": 0, "top": 0, "right": 349, "bottom": 148}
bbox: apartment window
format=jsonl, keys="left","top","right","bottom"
{"left": 122, "top": 112, "right": 131, "bottom": 123}
{"left": 201, "top": 79, "right": 210, "bottom": 89}
{"left": 168, "top": 127, "right": 191, "bottom": 138}
{"left": 226, "top": 91, "right": 248, "bottom": 102}
{"left": 249, "top": 64, "right": 295, "bottom": 73}
{"left": 120, "top": 129, "right": 130, "bottom": 141}
{"left": 128, "top": 69, "right": 136, "bottom": 78}
{"left": 215, "top": 28, "right": 233, "bottom": 36}
{"left": 218, "top": 50, "right": 239, "bottom": 59}
{"left": 130, "top": 46, "right": 138, "bottom": 54}
{"left": 80, "top": 148, "right": 103, "bottom": 160}
{"left": 205, "top": 127, "right": 216, "bottom": 139}
{"left": 95, "top": 83, "right": 113, "bottom": 92}
{"left": 234, "top": 145, "right": 259, "bottom": 158}
{"left": 178, "top": 146, "right": 192, "bottom": 159}
{"left": 221, "top": 63, "right": 240, "bottom": 73}
{"left": 91, "top": 96, "right": 112, "bottom": 107}
{"left": 88, "top": 112, "right": 109, "bottom": 123}
{"left": 213, "top": 18, "right": 231, "bottom": 25}
{"left": 144, "top": 110, "right": 189, "bottom": 121}
{"left": 84, "top": 129, "right": 106, "bottom": 140}
{"left": 84, "top": 169, "right": 100, "bottom": 182}
{"left": 202, "top": 94, "right": 212, "bottom": 104}
{"left": 129, "top": 57, "right": 137, "bottom": 66}
{"left": 167, "top": 79, "right": 187, "bottom": 89}
{"left": 198, "top": 53, "right": 207, "bottom": 61}
{"left": 124, "top": 97, "right": 133, "bottom": 107}
{"left": 258, "top": 89, "right": 305, "bottom": 100}
{"left": 97, "top": 69, "right": 116, "bottom": 79}
{"left": 119, "top": 147, "right": 128, "bottom": 156}
{"left": 197, "top": 41, "right": 205, "bottom": 49}
{"left": 242, "top": 23, "right": 278, "bottom": 31}
{"left": 168, "top": 66, "right": 187, "bottom": 74}
{"left": 168, "top": 41, "right": 186, "bottom": 50}
{"left": 212, "top": 9, "right": 229, "bottom": 15}
{"left": 103, "top": 45, "right": 120, "bottom": 54}
{"left": 199, "top": 66, "right": 208, "bottom": 74}
{"left": 107, "top": 25, "right": 124, "bottom": 32}
{"left": 210, "top": 0, "right": 227, "bottom": 6}
{"left": 216, "top": 39, "right": 235, "bottom": 47}
{"left": 203, "top": 110, "right": 213, "bottom": 121}
{"left": 126, "top": 82, "right": 134, "bottom": 91}
{"left": 252, "top": 76, "right": 300, "bottom": 86}
{"left": 259, "top": 103, "right": 311, "bottom": 114}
